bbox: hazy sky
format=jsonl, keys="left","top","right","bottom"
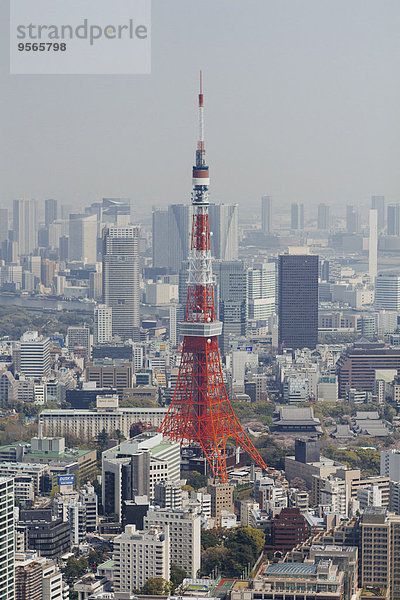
{"left": 1, "top": 0, "right": 400, "bottom": 214}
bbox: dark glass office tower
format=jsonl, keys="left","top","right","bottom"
{"left": 291, "top": 203, "right": 304, "bottom": 230}
{"left": 387, "top": 204, "right": 400, "bottom": 236}
{"left": 278, "top": 254, "right": 318, "bottom": 350}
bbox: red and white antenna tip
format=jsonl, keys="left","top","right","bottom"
{"left": 199, "top": 70, "right": 204, "bottom": 108}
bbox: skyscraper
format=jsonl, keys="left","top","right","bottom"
{"left": 375, "top": 274, "right": 400, "bottom": 310}
{"left": 371, "top": 195, "right": 385, "bottom": 231}
{"left": 208, "top": 203, "right": 238, "bottom": 260}
{"left": 102, "top": 226, "right": 140, "bottom": 340}
{"left": 114, "top": 525, "right": 169, "bottom": 593}
{"left": 144, "top": 508, "right": 200, "bottom": 577}
{"left": 291, "top": 203, "right": 299, "bottom": 229}
{"left": 13, "top": 199, "right": 38, "bottom": 255}
{"left": 261, "top": 196, "right": 272, "bottom": 233}
{"left": 387, "top": 205, "right": 400, "bottom": 236}
{"left": 45, "top": 199, "right": 59, "bottom": 227}
{"left": 20, "top": 331, "right": 51, "bottom": 378}
{"left": 0, "top": 477, "right": 14, "bottom": 600}
{"left": 67, "top": 325, "right": 91, "bottom": 359}
{"left": 247, "top": 262, "right": 276, "bottom": 319}
{"left": 291, "top": 203, "right": 304, "bottom": 230}
{"left": 69, "top": 213, "right": 98, "bottom": 263}
{"left": 346, "top": 205, "right": 359, "bottom": 234}
{"left": 0, "top": 208, "right": 9, "bottom": 245}
{"left": 369, "top": 209, "right": 378, "bottom": 281}
{"left": 167, "top": 204, "right": 192, "bottom": 272}
{"left": 94, "top": 304, "right": 113, "bottom": 344}
{"left": 152, "top": 207, "right": 169, "bottom": 268}
{"left": 317, "top": 203, "right": 330, "bottom": 230}
{"left": 102, "top": 198, "right": 131, "bottom": 225}
{"left": 214, "top": 260, "right": 248, "bottom": 352}
{"left": 278, "top": 254, "right": 318, "bottom": 350}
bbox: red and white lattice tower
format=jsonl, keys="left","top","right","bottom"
{"left": 159, "top": 73, "right": 268, "bottom": 481}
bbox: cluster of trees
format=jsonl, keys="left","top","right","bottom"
{"left": 0, "top": 305, "right": 91, "bottom": 339}
{"left": 230, "top": 400, "right": 275, "bottom": 426}
{"left": 120, "top": 397, "right": 160, "bottom": 408}
{"left": 253, "top": 435, "right": 291, "bottom": 470}
{"left": 313, "top": 401, "right": 397, "bottom": 425}
{"left": 323, "top": 446, "right": 380, "bottom": 476}
{"left": 62, "top": 547, "right": 111, "bottom": 583}
{"left": 0, "top": 415, "right": 37, "bottom": 446}
{"left": 184, "top": 471, "right": 208, "bottom": 490}
{"left": 200, "top": 527, "right": 265, "bottom": 577}
{"left": 139, "top": 565, "right": 187, "bottom": 595}
{"left": 312, "top": 401, "right": 357, "bottom": 423}
{"left": 62, "top": 556, "right": 88, "bottom": 583}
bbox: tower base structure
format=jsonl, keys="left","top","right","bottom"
{"left": 160, "top": 335, "right": 267, "bottom": 482}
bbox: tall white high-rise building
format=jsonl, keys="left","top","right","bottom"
{"left": 167, "top": 204, "right": 192, "bottom": 272}
{"left": 214, "top": 260, "right": 248, "bottom": 353}
{"left": 169, "top": 304, "right": 177, "bottom": 346}
{"left": 13, "top": 199, "right": 38, "bottom": 255}
{"left": 78, "top": 483, "right": 98, "bottom": 532}
{"left": 102, "top": 226, "right": 140, "bottom": 340}
{"left": 208, "top": 203, "right": 238, "bottom": 260}
{"left": 375, "top": 274, "right": 400, "bottom": 310}
{"left": 48, "top": 220, "right": 69, "bottom": 250}
{"left": 261, "top": 196, "right": 272, "bottom": 233}
{"left": 114, "top": 525, "right": 169, "bottom": 593}
{"left": 132, "top": 343, "right": 144, "bottom": 372}
{"left": 369, "top": 209, "right": 378, "bottom": 282}
{"left": 144, "top": 508, "right": 201, "bottom": 577}
{"left": 94, "top": 304, "right": 112, "bottom": 344}
{"left": 381, "top": 449, "right": 400, "bottom": 481}
{"left": 69, "top": 213, "right": 98, "bottom": 263}
{"left": 0, "top": 477, "right": 14, "bottom": 600}
{"left": 67, "top": 499, "right": 86, "bottom": 546}
{"left": 247, "top": 262, "right": 276, "bottom": 320}
{"left": 20, "top": 331, "right": 51, "bottom": 378}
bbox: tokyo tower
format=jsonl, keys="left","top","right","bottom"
{"left": 159, "top": 73, "right": 268, "bottom": 482}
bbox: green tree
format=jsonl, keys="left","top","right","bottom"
{"left": 88, "top": 549, "right": 108, "bottom": 570}
{"left": 170, "top": 565, "right": 186, "bottom": 589}
{"left": 201, "top": 529, "right": 220, "bottom": 550}
{"left": 185, "top": 471, "right": 208, "bottom": 490}
{"left": 62, "top": 557, "right": 88, "bottom": 582}
{"left": 140, "top": 578, "right": 171, "bottom": 595}
{"left": 253, "top": 435, "right": 290, "bottom": 470}
{"left": 200, "top": 546, "right": 230, "bottom": 577}
{"left": 383, "top": 404, "right": 396, "bottom": 423}
{"left": 96, "top": 429, "right": 109, "bottom": 452}
{"left": 225, "top": 526, "right": 265, "bottom": 559}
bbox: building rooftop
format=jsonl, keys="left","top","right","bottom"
{"left": 0, "top": 442, "right": 94, "bottom": 460}
{"left": 98, "top": 559, "right": 114, "bottom": 570}
{"left": 265, "top": 563, "right": 318, "bottom": 576}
